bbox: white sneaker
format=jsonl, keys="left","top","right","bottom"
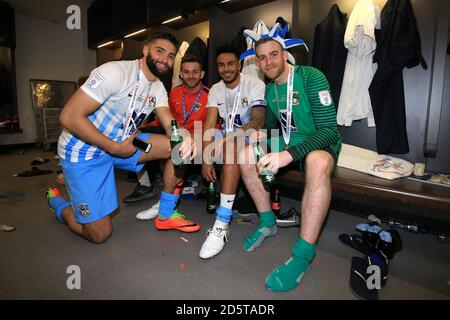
{"left": 135, "top": 201, "right": 160, "bottom": 220}
{"left": 199, "top": 225, "right": 229, "bottom": 259}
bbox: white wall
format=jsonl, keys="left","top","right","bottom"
{"left": 0, "top": 3, "right": 96, "bottom": 145}
{"left": 175, "top": 21, "right": 209, "bottom": 45}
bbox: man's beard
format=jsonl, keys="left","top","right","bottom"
{"left": 266, "top": 63, "right": 284, "bottom": 80}
{"left": 222, "top": 71, "right": 239, "bottom": 84}
{"left": 184, "top": 79, "right": 201, "bottom": 89}
{"left": 146, "top": 55, "right": 170, "bottom": 78}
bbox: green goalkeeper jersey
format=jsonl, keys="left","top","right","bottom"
{"left": 264, "top": 65, "right": 342, "bottom": 164}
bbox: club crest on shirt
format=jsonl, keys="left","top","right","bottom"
{"left": 241, "top": 97, "right": 249, "bottom": 107}
{"left": 146, "top": 95, "right": 156, "bottom": 108}
{"left": 194, "top": 102, "right": 201, "bottom": 112}
{"left": 318, "top": 90, "right": 332, "bottom": 106}
{"left": 87, "top": 72, "right": 104, "bottom": 89}
{"left": 292, "top": 92, "right": 300, "bottom": 105}
{"left": 279, "top": 111, "right": 298, "bottom": 132}
{"left": 77, "top": 203, "right": 90, "bottom": 217}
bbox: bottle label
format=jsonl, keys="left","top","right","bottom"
{"left": 253, "top": 143, "right": 264, "bottom": 158}
{"left": 272, "top": 203, "right": 280, "bottom": 210}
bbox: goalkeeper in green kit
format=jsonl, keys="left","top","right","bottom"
{"left": 238, "top": 23, "right": 342, "bottom": 291}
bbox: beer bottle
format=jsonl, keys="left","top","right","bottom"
{"left": 207, "top": 181, "right": 217, "bottom": 214}
{"left": 271, "top": 187, "right": 281, "bottom": 216}
{"left": 252, "top": 142, "right": 276, "bottom": 187}
{"left": 388, "top": 217, "right": 428, "bottom": 233}
{"left": 170, "top": 120, "right": 184, "bottom": 168}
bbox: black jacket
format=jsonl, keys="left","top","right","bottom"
{"left": 369, "top": 0, "right": 426, "bottom": 154}
{"left": 311, "top": 4, "right": 348, "bottom": 108}
{"left": 230, "top": 26, "right": 247, "bottom": 57}
{"left": 185, "top": 37, "right": 209, "bottom": 84}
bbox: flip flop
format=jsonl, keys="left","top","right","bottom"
{"left": 339, "top": 233, "right": 372, "bottom": 256}
{"left": 16, "top": 167, "right": 53, "bottom": 177}
{"left": 368, "top": 251, "right": 389, "bottom": 287}
{"left": 349, "top": 256, "right": 379, "bottom": 300}
{"left": 377, "top": 229, "right": 403, "bottom": 260}
{"left": 30, "top": 157, "right": 50, "bottom": 165}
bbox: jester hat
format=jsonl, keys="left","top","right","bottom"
{"left": 240, "top": 22, "right": 308, "bottom": 64}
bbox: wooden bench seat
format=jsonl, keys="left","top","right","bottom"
{"left": 277, "top": 167, "right": 450, "bottom": 224}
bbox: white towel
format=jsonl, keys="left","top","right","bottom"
{"left": 337, "top": 143, "right": 414, "bottom": 180}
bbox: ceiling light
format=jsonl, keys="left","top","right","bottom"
{"left": 124, "top": 29, "right": 147, "bottom": 38}
{"left": 97, "top": 41, "right": 114, "bottom": 48}
{"left": 219, "top": 0, "right": 231, "bottom": 3}
{"left": 162, "top": 16, "right": 182, "bottom": 24}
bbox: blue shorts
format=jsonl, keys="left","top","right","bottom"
{"left": 61, "top": 133, "right": 150, "bottom": 224}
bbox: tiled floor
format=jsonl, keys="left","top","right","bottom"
{"left": 0, "top": 147, "right": 449, "bottom": 299}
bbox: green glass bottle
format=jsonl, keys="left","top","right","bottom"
{"left": 170, "top": 120, "right": 184, "bottom": 168}
{"left": 252, "top": 142, "right": 276, "bottom": 187}
{"left": 206, "top": 181, "right": 217, "bottom": 214}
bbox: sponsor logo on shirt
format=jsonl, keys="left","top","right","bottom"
{"left": 318, "top": 90, "right": 332, "bottom": 106}
{"left": 271, "top": 93, "right": 299, "bottom": 105}
{"left": 234, "top": 114, "right": 242, "bottom": 126}
{"left": 279, "top": 111, "right": 298, "bottom": 132}
{"left": 119, "top": 111, "right": 149, "bottom": 133}
{"left": 221, "top": 114, "right": 243, "bottom": 133}
{"left": 86, "top": 72, "right": 104, "bottom": 89}
{"left": 241, "top": 97, "right": 249, "bottom": 107}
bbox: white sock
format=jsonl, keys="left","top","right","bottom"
{"left": 213, "top": 219, "right": 229, "bottom": 229}
{"left": 220, "top": 193, "right": 236, "bottom": 210}
{"left": 139, "top": 171, "right": 151, "bottom": 187}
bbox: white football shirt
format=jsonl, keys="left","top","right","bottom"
{"left": 206, "top": 73, "right": 266, "bottom": 132}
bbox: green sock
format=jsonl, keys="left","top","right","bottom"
{"left": 243, "top": 211, "right": 277, "bottom": 252}
{"left": 265, "top": 237, "right": 316, "bottom": 292}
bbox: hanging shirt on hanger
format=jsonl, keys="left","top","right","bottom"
{"left": 369, "top": 0, "right": 425, "bottom": 154}
{"left": 312, "top": 4, "right": 348, "bottom": 108}
{"left": 337, "top": 0, "right": 380, "bottom": 127}
{"left": 231, "top": 26, "right": 248, "bottom": 57}
{"left": 185, "top": 37, "right": 209, "bottom": 84}
{"left": 185, "top": 37, "right": 208, "bottom": 68}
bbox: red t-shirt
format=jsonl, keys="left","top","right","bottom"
{"left": 169, "top": 84, "right": 209, "bottom": 133}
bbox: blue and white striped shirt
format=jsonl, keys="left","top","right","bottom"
{"left": 58, "top": 59, "right": 168, "bottom": 162}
